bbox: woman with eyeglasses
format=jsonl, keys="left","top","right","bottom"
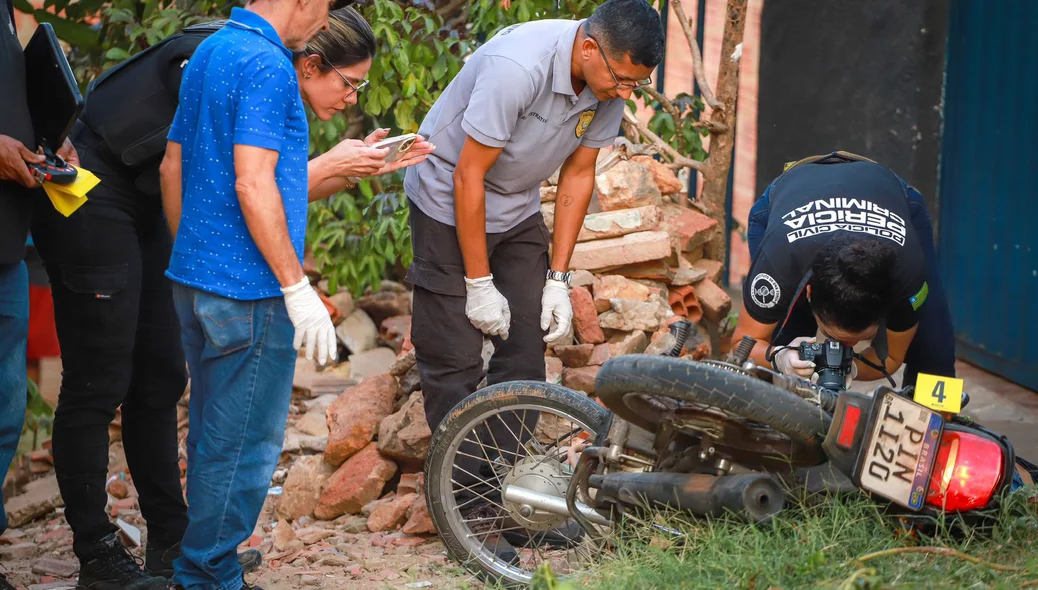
{"left": 28, "top": 6, "right": 430, "bottom": 590}
{"left": 296, "top": 8, "right": 434, "bottom": 200}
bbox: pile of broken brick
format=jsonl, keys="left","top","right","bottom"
{"left": 540, "top": 154, "right": 733, "bottom": 399}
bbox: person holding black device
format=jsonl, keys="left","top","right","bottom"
{"left": 28, "top": 4, "right": 431, "bottom": 589}
{"left": 0, "top": 2, "right": 77, "bottom": 588}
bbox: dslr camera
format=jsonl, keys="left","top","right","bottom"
{"left": 798, "top": 339, "right": 855, "bottom": 391}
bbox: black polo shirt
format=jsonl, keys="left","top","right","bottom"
{"left": 744, "top": 159, "right": 930, "bottom": 332}
{"left": 0, "top": 0, "right": 37, "bottom": 264}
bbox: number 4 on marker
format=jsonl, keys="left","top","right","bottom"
{"left": 931, "top": 380, "right": 946, "bottom": 403}
{"left": 913, "top": 373, "right": 963, "bottom": 414}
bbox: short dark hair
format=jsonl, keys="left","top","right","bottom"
{"left": 810, "top": 234, "right": 898, "bottom": 332}
{"left": 584, "top": 0, "right": 666, "bottom": 68}
{"left": 302, "top": 6, "right": 376, "bottom": 68}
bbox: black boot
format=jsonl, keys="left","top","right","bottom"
{"left": 145, "top": 541, "right": 263, "bottom": 579}
{"left": 76, "top": 533, "right": 168, "bottom": 589}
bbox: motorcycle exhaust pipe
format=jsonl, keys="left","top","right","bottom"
{"left": 502, "top": 484, "right": 613, "bottom": 527}
{"left": 588, "top": 472, "right": 785, "bottom": 523}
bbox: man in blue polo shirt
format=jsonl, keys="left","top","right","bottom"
{"left": 159, "top": 0, "right": 350, "bottom": 588}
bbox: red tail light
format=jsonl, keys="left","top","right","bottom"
{"left": 925, "top": 431, "right": 1005, "bottom": 512}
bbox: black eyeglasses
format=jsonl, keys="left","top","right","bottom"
{"left": 587, "top": 34, "right": 653, "bottom": 90}
{"left": 310, "top": 48, "right": 369, "bottom": 97}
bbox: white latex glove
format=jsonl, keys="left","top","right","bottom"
{"left": 281, "top": 278, "right": 337, "bottom": 365}
{"left": 540, "top": 279, "right": 572, "bottom": 344}
{"left": 774, "top": 336, "right": 817, "bottom": 380}
{"left": 465, "top": 275, "right": 511, "bottom": 339}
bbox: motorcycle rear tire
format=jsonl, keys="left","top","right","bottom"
{"left": 424, "top": 381, "right": 612, "bottom": 588}
{"left": 596, "top": 354, "right": 831, "bottom": 447}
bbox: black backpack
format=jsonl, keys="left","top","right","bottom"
{"left": 81, "top": 20, "right": 225, "bottom": 189}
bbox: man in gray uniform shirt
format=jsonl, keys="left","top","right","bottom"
{"left": 404, "top": 0, "right": 664, "bottom": 446}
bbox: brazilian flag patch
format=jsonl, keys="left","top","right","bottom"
{"left": 910, "top": 282, "right": 929, "bottom": 310}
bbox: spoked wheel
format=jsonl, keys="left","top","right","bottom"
{"left": 596, "top": 355, "right": 831, "bottom": 469}
{"left": 425, "top": 381, "right": 612, "bottom": 587}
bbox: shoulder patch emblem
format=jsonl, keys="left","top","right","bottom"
{"left": 750, "top": 273, "right": 781, "bottom": 309}
{"left": 575, "top": 109, "right": 595, "bottom": 139}
{"left": 910, "top": 281, "right": 929, "bottom": 310}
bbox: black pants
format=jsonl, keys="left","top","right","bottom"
{"left": 30, "top": 124, "right": 188, "bottom": 558}
{"left": 407, "top": 202, "right": 547, "bottom": 495}
{"left": 747, "top": 185, "right": 956, "bottom": 386}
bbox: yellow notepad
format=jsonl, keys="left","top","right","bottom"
{"left": 43, "top": 166, "right": 101, "bottom": 217}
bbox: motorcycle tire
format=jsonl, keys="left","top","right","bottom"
{"left": 596, "top": 354, "right": 832, "bottom": 447}
{"left": 424, "top": 381, "right": 612, "bottom": 588}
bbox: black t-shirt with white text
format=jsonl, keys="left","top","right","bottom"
{"left": 744, "top": 158, "right": 930, "bottom": 332}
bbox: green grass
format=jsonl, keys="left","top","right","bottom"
{"left": 560, "top": 487, "right": 1038, "bottom": 590}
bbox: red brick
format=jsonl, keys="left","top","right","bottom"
{"left": 570, "top": 231, "right": 671, "bottom": 271}
{"left": 632, "top": 156, "right": 683, "bottom": 195}
{"left": 603, "top": 260, "right": 675, "bottom": 282}
{"left": 569, "top": 287, "right": 605, "bottom": 344}
{"left": 659, "top": 204, "right": 719, "bottom": 253}
{"left": 578, "top": 206, "right": 661, "bottom": 242}
{"left": 402, "top": 495, "right": 435, "bottom": 535}
{"left": 593, "top": 275, "right": 653, "bottom": 312}
{"left": 367, "top": 493, "right": 417, "bottom": 533}
{"left": 588, "top": 344, "right": 611, "bottom": 366}
{"left": 561, "top": 366, "right": 599, "bottom": 395}
{"left": 695, "top": 279, "right": 732, "bottom": 323}
{"left": 693, "top": 258, "right": 724, "bottom": 284}
{"left": 596, "top": 160, "right": 663, "bottom": 211}
{"left": 315, "top": 443, "right": 397, "bottom": 520}
{"left": 554, "top": 344, "right": 594, "bottom": 368}
{"left": 324, "top": 374, "right": 399, "bottom": 467}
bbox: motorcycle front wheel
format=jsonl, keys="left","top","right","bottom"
{"left": 424, "top": 381, "right": 612, "bottom": 587}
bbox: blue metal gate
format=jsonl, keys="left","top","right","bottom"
{"left": 938, "top": 0, "right": 1038, "bottom": 391}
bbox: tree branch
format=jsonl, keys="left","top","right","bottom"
{"left": 436, "top": 0, "right": 468, "bottom": 16}
{"left": 622, "top": 109, "right": 703, "bottom": 171}
{"left": 641, "top": 86, "right": 682, "bottom": 121}
{"left": 670, "top": 0, "right": 721, "bottom": 110}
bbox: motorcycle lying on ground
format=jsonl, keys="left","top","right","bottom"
{"left": 423, "top": 321, "right": 1028, "bottom": 587}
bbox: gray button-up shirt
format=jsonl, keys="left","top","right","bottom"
{"left": 404, "top": 19, "right": 625, "bottom": 233}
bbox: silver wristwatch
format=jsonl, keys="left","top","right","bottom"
{"left": 546, "top": 269, "right": 572, "bottom": 286}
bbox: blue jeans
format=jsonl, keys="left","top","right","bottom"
{"left": 0, "top": 261, "right": 29, "bottom": 534}
{"left": 171, "top": 283, "right": 296, "bottom": 590}
{"left": 747, "top": 182, "right": 956, "bottom": 385}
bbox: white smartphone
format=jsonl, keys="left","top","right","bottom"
{"left": 345, "top": 133, "right": 419, "bottom": 184}
{"left": 372, "top": 133, "right": 418, "bottom": 163}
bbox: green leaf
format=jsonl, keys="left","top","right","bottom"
{"left": 105, "top": 47, "right": 131, "bottom": 61}
{"left": 12, "top": 0, "right": 33, "bottom": 13}
{"left": 393, "top": 51, "right": 410, "bottom": 73}
{"left": 34, "top": 11, "right": 100, "bottom": 49}
{"left": 402, "top": 74, "right": 417, "bottom": 98}
{"left": 432, "top": 53, "right": 448, "bottom": 80}
{"left": 378, "top": 85, "right": 393, "bottom": 111}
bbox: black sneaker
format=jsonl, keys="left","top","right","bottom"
{"left": 460, "top": 501, "right": 519, "bottom": 565}
{"left": 146, "top": 541, "right": 263, "bottom": 579}
{"left": 0, "top": 570, "right": 15, "bottom": 590}
{"left": 502, "top": 519, "right": 585, "bottom": 549}
{"left": 77, "top": 532, "right": 168, "bottom": 589}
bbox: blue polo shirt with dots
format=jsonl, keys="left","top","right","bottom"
{"left": 166, "top": 7, "right": 308, "bottom": 300}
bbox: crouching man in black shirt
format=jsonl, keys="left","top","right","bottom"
{"left": 733, "top": 152, "right": 955, "bottom": 387}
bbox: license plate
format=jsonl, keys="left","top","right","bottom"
{"left": 856, "top": 392, "right": 943, "bottom": 510}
